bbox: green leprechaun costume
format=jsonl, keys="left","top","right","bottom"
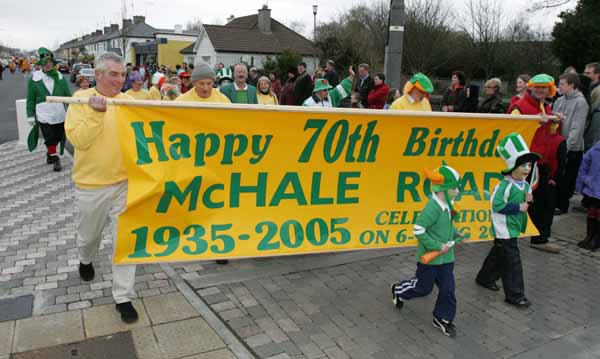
{"left": 302, "top": 77, "right": 353, "bottom": 107}
{"left": 391, "top": 162, "right": 463, "bottom": 338}
{"left": 476, "top": 133, "right": 540, "bottom": 308}
{"left": 26, "top": 47, "right": 71, "bottom": 171}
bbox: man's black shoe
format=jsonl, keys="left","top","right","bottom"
{"left": 79, "top": 262, "right": 95, "bottom": 281}
{"left": 506, "top": 298, "right": 531, "bottom": 308}
{"left": 216, "top": 260, "right": 229, "bottom": 265}
{"left": 53, "top": 157, "right": 62, "bottom": 172}
{"left": 46, "top": 153, "right": 53, "bottom": 164}
{"left": 476, "top": 279, "right": 500, "bottom": 291}
{"left": 116, "top": 302, "right": 139, "bottom": 323}
{"left": 432, "top": 317, "right": 456, "bottom": 337}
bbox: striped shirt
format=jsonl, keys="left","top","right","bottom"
{"left": 490, "top": 176, "right": 530, "bottom": 239}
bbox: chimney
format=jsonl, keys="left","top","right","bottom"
{"left": 227, "top": 14, "right": 235, "bottom": 23}
{"left": 257, "top": 5, "right": 271, "bottom": 33}
{"left": 174, "top": 24, "right": 183, "bottom": 34}
{"left": 96, "top": 30, "right": 103, "bottom": 36}
{"left": 104, "top": 26, "right": 111, "bottom": 34}
{"left": 110, "top": 24, "right": 119, "bottom": 32}
{"left": 133, "top": 16, "right": 145, "bottom": 24}
{"left": 90, "top": 32, "right": 96, "bottom": 38}
{"left": 122, "top": 18, "right": 133, "bottom": 29}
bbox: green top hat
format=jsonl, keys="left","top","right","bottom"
{"left": 217, "top": 67, "right": 232, "bottom": 80}
{"left": 497, "top": 133, "right": 541, "bottom": 175}
{"left": 409, "top": 72, "right": 434, "bottom": 94}
{"left": 313, "top": 78, "right": 333, "bottom": 93}
{"left": 36, "top": 47, "right": 58, "bottom": 66}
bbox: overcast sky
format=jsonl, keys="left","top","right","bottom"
{"left": 0, "top": 0, "right": 574, "bottom": 51}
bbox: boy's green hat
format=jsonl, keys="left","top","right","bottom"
{"left": 36, "top": 47, "right": 58, "bottom": 66}
{"left": 497, "top": 133, "right": 541, "bottom": 175}
{"left": 425, "top": 161, "right": 461, "bottom": 193}
{"left": 313, "top": 78, "right": 333, "bottom": 93}
{"left": 424, "top": 161, "right": 461, "bottom": 218}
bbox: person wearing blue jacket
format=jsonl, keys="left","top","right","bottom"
{"left": 576, "top": 141, "right": 600, "bottom": 250}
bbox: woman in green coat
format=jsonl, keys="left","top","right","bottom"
{"left": 26, "top": 48, "right": 72, "bottom": 171}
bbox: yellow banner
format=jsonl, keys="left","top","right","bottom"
{"left": 114, "top": 105, "right": 540, "bottom": 264}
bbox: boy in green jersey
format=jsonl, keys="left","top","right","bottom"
{"left": 391, "top": 162, "right": 464, "bottom": 337}
{"left": 476, "top": 133, "right": 540, "bottom": 308}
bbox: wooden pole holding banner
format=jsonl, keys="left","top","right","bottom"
{"left": 46, "top": 96, "right": 553, "bottom": 122}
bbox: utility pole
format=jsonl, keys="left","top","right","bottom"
{"left": 384, "top": 0, "right": 405, "bottom": 89}
{"left": 121, "top": 0, "right": 128, "bottom": 20}
{"left": 313, "top": 5, "right": 318, "bottom": 71}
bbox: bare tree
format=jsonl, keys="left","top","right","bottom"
{"left": 339, "top": 1, "right": 389, "bottom": 69}
{"left": 314, "top": 1, "right": 389, "bottom": 71}
{"left": 500, "top": 16, "right": 557, "bottom": 79}
{"left": 461, "top": 0, "right": 505, "bottom": 78}
{"left": 186, "top": 17, "right": 203, "bottom": 32}
{"left": 402, "top": 0, "right": 455, "bottom": 74}
{"left": 287, "top": 19, "right": 307, "bottom": 35}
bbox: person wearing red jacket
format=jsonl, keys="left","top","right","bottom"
{"left": 367, "top": 73, "right": 390, "bottom": 109}
{"left": 279, "top": 70, "right": 296, "bottom": 106}
{"left": 509, "top": 74, "right": 565, "bottom": 254}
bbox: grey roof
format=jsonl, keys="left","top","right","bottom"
{"left": 187, "top": 15, "right": 316, "bottom": 56}
{"left": 105, "top": 22, "right": 157, "bottom": 40}
{"left": 59, "top": 21, "right": 157, "bottom": 50}
{"left": 107, "top": 48, "right": 123, "bottom": 56}
{"left": 82, "top": 33, "right": 106, "bottom": 46}
{"left": 90, "top": 30, "right": 119, "bottom": 44}
{"left": 58, "top": 31, "right": 114, "bottom": 50}
{"left": 57, "top": 39, "right": 80, "bottom": 50}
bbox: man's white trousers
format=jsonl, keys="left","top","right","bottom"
{"left": 76, "top": 181, "right": 136, "bottom": 304}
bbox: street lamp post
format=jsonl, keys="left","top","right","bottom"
{"left": 313, "top": 4, "right": 318, "bottom": 71}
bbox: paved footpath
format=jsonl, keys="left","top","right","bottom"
{"left": 1, "top": 140, "right": 600, "bottom": 359}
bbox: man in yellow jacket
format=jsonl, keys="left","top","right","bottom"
{"left": 176, "top": 61, "right": 230, "bottom": 103}
{"left": 65, "top": 52, "right": 139, "bottom": 323}
{"left": 390, "top": 73, "right": 434, "bottom": 111}
{"left": 175, "top": 62, "right": 231, "bottom": 264}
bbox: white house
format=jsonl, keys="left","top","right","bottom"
{"left": 56, "top": 16, "right": 157, "bottom": 64}
{"left": 180, "top": 6, "right": 319, "bottom": 69}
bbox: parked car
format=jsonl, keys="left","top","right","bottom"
{"left": 70, "top": 63, "right": 91, "bottom": 83}
{"left": 57, "top": 62, "right": 70, "bottom": 73}
{"left": 78, "top": 68, "right": 96, "bottom": 86}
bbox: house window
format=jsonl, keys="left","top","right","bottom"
{"left": 202, "top": 56, "right": 211, "bottom": 64}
